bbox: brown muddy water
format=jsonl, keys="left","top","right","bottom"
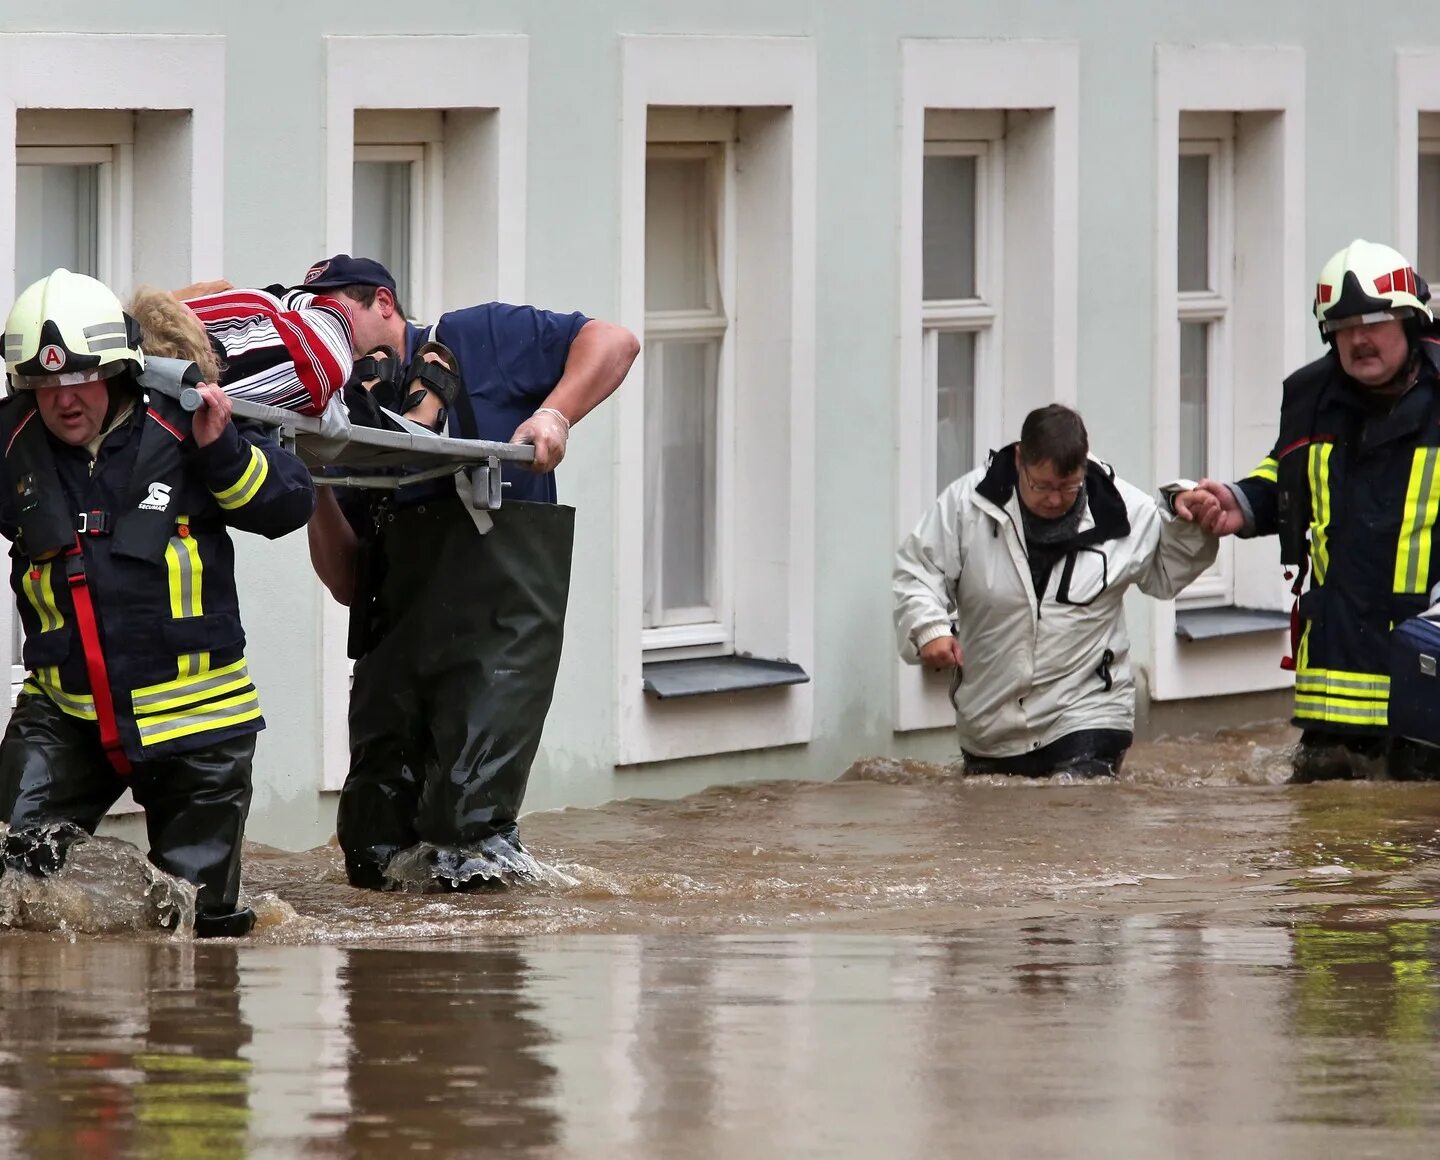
{"left": 5, "top": 723, "right": 1440, "bottom": 1157}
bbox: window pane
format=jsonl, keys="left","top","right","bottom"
{"left": 922, "top": 154, "right": 977, "bottom": 301}
{"left": 645, "top": 156, "right": 718, "bottom": 313}
{"left": 643, "top": 339, "right": 719, "bottom": 626}
{"left": 935, "top": 330, "right": 977, "bottom": 493}
{"left": 15, "top": 164, "right": 100, "bottom": 291}
{"left": 1420, "top": 153, "right": 1440, "bottom": 296}
{"left": 1177, "top": 153, "right": 1211, "bottom": 293}
{"left": 353, "top": 160, "right": 412, "bottom": 308}
{"left": 1179, "top": 322, "right": 1209, "bottom": 480}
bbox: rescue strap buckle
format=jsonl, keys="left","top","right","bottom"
{"left": 75, "top": 510, "right": 110, "bottom": 536}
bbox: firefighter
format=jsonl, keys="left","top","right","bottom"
{"left": 0, "top": 269, "right": 316, "bottom": 935}
{"left": 1174, "top": 239, "right": 1440, "bottom": 781}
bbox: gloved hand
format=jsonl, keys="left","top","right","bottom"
{"left": 509, "top": 407, "right": 570, "bottom": 472}
{"left": 3, "top": 820, "right": 89, "bottom": 878}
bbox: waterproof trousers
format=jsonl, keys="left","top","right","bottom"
{"left": 1291, "top": 729, "right": 1440, "bottom": 782}
{"left": 962, "top": 728, "right": 1132, "bottom": 778}
{"left": 338, "top": 495, "right": 575, "bottom": 889}
{"left": 0, "top": 692, "right": 256, "bottom": 935}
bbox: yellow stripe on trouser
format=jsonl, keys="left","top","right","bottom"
{"left": 1394, "top": 447, "right": 1440, "bottom": 594}
{"left": 21, "top": 561, "right": 64, "bottom": 633}
{"left": 212, "top": 446, "right": 269, "bottom": 510}
{"left": 1246, "top": 456, "right": 1279, "bottom": 484}
{"left": 1309, "top": 444, "right": 1334, "bottom": 586}
{"left": 164, "top": 519, "right": 203, "bottom": 619}
{"left": 1294, "top": 666, "right": 1390, "bottom": 727}
{"left": 23, "top": 666, "right": 97, "bottom": 720}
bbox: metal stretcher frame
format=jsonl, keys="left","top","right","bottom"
{"left": 140, "top": 368, "right": 536, "bottom": 511}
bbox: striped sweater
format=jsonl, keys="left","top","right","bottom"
{"left": 189, "top": 287, "right": 353, "bottom": 416}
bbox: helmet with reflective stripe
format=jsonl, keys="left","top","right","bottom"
{"left": 1313, "top": 239, "right": 1433, "bottom": 338}
{"left": 3, "top": 268, "right": 145, "bottom": 391}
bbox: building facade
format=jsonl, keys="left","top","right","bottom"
{"left": 0, "top": 1, "right": 1436, "bottom": 848}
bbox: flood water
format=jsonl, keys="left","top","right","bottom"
{"left": 5, "top": 722, "right": 1440, "bottom": 1156}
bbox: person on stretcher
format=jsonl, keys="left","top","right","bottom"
{"left": 125, "top": 282, "right": 460, "bottom": 433}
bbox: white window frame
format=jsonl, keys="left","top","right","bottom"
{"left": 1396, "top": 53, "right": 1440, "bottom": 273}
{"left": 642, "top": 136, "right": 737, "bottom": 655}
{"left": 1418, "top": 120, "right": 1440, "bottom": 287}
{"left": 352, "top": 141, "right": 429, "bottom": 317}
{"left": 921, "top": 136, "right": 1003, "bottom": 498}
{"left": 1175, "top": 125, "right": 1236, "bottom": 608}
{"left": 14, "top": 143, "right": 128, "bottom": 290}
{"left": 1151, "top": 45, "right": 1306, "bottom": 701}
{"left": 320, "top": 35, "right": 529, "bottom": 791}
{"left": 895, "top": 40, "right": 1080, "bottom": 733}
{"left": 617, "top": 35, "right": 817, "bottom": 766}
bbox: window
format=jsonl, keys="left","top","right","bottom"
{"left": 922, "top": 116, "right": 1002, "bottom": 496}
{"left": 616, "top": 36, "right": 817, "bottom": 765}
{"left": 1419, "top": 114, "right": 1440, "bottom": 289}
{"left": 643, "top": 131, "right": 732, "bottom": 650}
{"left": 894, "top": 40, "right": 1080, "bottom": 733}
{"left": 321, "top": 34, "right": 529, "bottom": 790}
{"left": 1174, "top": 120, "right": 1235, "bottom": 607}
{"left": 1150, "top": 46, "right": 1305, "bottom": 702}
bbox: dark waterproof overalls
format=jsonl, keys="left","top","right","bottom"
{"left": 0, "top": 364, "right": 316, "bottom": 932}
{"left": 1236, "top": 339, "right": 1440, "bottom": 773}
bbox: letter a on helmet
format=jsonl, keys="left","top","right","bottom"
{"left": 1313, "top": 239, "right": 1434, "bottom": 338}
{"left": 2, "top": 268, "right": 145, "bottom": 391}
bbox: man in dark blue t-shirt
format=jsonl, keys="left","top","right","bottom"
{"left": 303, "top": 255, "right": 638, "bottom": 890}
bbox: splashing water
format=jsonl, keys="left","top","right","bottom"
{"left": 0, "top": 825, "right": 195, "bottom": 935}
{"left": 384, "top": 835, "right": 580, "bottom": 893}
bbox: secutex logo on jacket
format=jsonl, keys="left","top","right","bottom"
{"left": 138, "top": 482, "right": 172, "bottom": 512}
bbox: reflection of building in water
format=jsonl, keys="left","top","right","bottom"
{"left": 335, "top": 947, "right": 559, "bottom": 1154}
{"left": 0, "top": 943, "right": 251, "bottom": 1157}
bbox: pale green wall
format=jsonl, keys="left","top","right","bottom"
{"left": 2, "top": 1, "right": 1433, "bottom": 847}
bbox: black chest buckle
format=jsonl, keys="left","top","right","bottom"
{"left": 76, "top": 510, "right": 111, "bottom": 536}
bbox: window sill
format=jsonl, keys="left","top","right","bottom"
{"left": 1175, "top": 606, "right": 1289, "bottom": 642}
{"left": 641, "top": 655, "right": 810, "bottom": 700}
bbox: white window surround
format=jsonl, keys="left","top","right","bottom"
{"left": 1397, "top": 54, "right": 1440, "bottom": 281}
{"left": 0, "top": 33, "right": 224, "bottom": 807}
{"left": 895, "top": 39, "right": 1080, "bottom": 733}
{"left": 1150, "top": 45, "right": 1305, "bottom": 702}
{"left": 319, "top": 35, "right": 529, "bottom": 791}
{"left": 617, "top": 35, "right": 817, "bottom": 766}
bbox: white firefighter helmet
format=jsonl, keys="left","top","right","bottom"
{"left": 2, "top": 268, "right": 145, "bottom": 390}
{"left": 1313, "top": 239, "right": 1433, "bottom": 337}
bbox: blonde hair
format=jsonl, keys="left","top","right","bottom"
{"left": 127, "top": 285, "right": 222, "bottom": 384}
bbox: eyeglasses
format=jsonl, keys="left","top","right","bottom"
{"left": 1021, "top": 464, "right": 1085, "bottom": 498}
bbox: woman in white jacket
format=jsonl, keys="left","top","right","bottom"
{"left": 893, "top": 404, "right": 1217, "bottom": 777}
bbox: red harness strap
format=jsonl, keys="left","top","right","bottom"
{"left": 62, "top": 535, "right": 130, "bottom": 774}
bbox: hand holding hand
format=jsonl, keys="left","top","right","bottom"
{"left": 919, "top": 635, "right": 963, "bottom": 671}
{"left": 190, "top": 384, "right": 233, "bottom": 448}
{"left": 1173, "top": 478, "right": 1245, "bottom": 536}
{"left": 510, "top": 407, "right": 570, "bottom": 472}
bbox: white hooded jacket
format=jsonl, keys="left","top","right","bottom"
{"left": 893, "top": 448, "right": 1217, "bottom": 758}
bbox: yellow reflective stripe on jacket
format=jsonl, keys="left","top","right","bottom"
{"left": 1293, "top": 666, "right": 1390, "bottom": 727}
{"left": 24, "top": 666, "right": 97, "bottom": 720}
{"left": 131, "top": 658, "right": 251, "bottom": 715}
{"left": 212, "top": 445, "right": 269, "bottom": 510}
{"left": 136, "top": 688, "right": 262, "bottom": 748}
{"left": 1246, "top": 456, "right": 1279, "bottom": 484}
{"left": 1394, "top": 446, "right": 1440, "bottom": 594}
{"left": 164, "top": 518, "right": 203, "bottom": 619}
{"left": 1309, "top": 444, "right": 1334, "bottom": 586}
{"left": 20, "top": 562, "right": 64, "bottom": 633}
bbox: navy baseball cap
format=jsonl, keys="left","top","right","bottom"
{"left": 298, "top": 254, "right": 397, "bottom": 295}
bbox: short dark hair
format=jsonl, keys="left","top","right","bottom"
{"left": 334, "top": 283, "right": 407, "bottom": 322}
{"left": 1018, "top": 404, "right": 1089, "bottom": 476}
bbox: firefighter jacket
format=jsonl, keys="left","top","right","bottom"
{"left": 893, "top": 448, "right": 1217, "bottom": 758}
{"left": 0, "top": 377, "right": 315, "bottom": 763}
{"left": 1235, "top": 339, "right": 1440, "bottom": 735}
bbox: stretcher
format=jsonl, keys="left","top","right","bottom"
{"left": 140, "top": 358, "right": 536, "bottom": 510}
